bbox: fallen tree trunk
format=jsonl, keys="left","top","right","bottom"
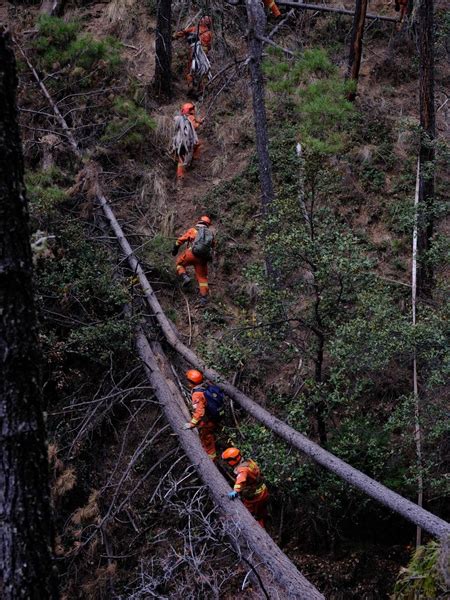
{"left": 136, "top": 330, "right": 324, "bottom": 599}
{"left": 274, "top": 1, "right": 397, "bottom": 22}
{"left": 21, "top": 40, "right": 450, "bottom": 542}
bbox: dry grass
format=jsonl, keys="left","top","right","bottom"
{"left": 105, "top": 0, "right": 139, "bottom": 39}
{"left": 80, "top": 563, "right": 117, "bottom": 599}
{"left": 52, "top": 467, "right": 77, "bottom": 499}
{"left": 71, "top": 490, "right": 100, "bottom": 525}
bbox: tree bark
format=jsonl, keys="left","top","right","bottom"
{"left": 346, "top": 0, "right": 368, "bottom": 101}
{"left": 245, "top": 0, "right": 275, "bottom": 218}
{"left": 153, "top": 0, "right": 172, "bottom": 101}
{"left": 416, "top": 0, "right": 435, "bottom": 297}
{"left": 136, "top": 332, "right": 324, "bottom": 600}
{"left": 245, "top": 0, "right": 279, "bottom": 281}
{"left": 0, "top": 28, "right": 57, "bottom": 600}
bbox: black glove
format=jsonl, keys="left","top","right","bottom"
{"left": 172, "top": 245, "right": 179, "bottom": 256}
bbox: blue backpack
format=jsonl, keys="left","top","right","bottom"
{"left": 203, "top": 385, "right": 225, "bottom": 421}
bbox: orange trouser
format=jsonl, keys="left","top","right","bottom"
{"left": 264, "top": 0, "right": 281, "bottom": 17}
{"left": 176, "top": 142, "right": 202, "bottom": 178}
{"left": 176, "top": 248, "right": 209, "bottom": 296}
{"left": 198, "top": 419, "right": 217, "bottom": 460}
{"left": 243, "top": 486, "right": 269, "bottom": 528}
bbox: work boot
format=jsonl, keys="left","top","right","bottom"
{"left": 198, "top": 295, "right": 208, "bottom": 307}
{"left": 180, "top": 273, "right": 191, "bottom": 288}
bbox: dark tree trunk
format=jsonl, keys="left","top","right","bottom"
{"left": 153, "top": 0, "right": 172, "bottom": 101}
{"left": 0, "top": 28, "right": 57, "bottom": 600}
{"left": 245, "top": 0, "right": 278, "bottom": 280}
{"left": 346, "top": 0, "right": 368, "bottom": 101}
{"left": 417, "top": 0, "right": 435, "bottom": 298}
{"left": 245, "top": 0, "right": 275, "bottom": 218}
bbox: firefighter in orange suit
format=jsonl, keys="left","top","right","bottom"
{"left": 264, "top": 0, "right": 281, "bottom": 17}
{"left": 172, "top": 215, "right": 214, "bottom": 306}
{"left": 222, "top": 448, "right": 269, "bottom": 527}
{"left": 173, "top": 15, "right": 213, "bottom": 86}
{"left": 176, "top": 103, "right": 203, "bottom": 179}
{"left": 182, "top": 369, "right": 217, "bottom": 461}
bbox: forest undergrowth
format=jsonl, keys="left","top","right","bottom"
{"left": 6, "top": 0, "right": 449, "bottom": 598}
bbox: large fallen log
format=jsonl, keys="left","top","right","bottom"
{"left": 269, "top": 1, "right": 397, "bottom": 22}
{"left": 19, "top": 39, "right": 450, "bottom": 542}
{"left": 136, "top": 331, "right": 325, "bottom": 599}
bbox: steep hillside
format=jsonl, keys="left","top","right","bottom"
{"left": 4, "top": 0, "right": 449, "bottom": 598}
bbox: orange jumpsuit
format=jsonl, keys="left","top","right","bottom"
{"left": 175, "top": 226, "right": 213, "bottom": 297}
{"left": 176, "top": 113, "right": 203, "bottom": 179}
{"left": 174, "top": 24, "right": 212, "bottom": 85}
{"left": 188, "top": 386, "right": 217, "bottom": 460}
{"left": 264, "top": 0, "right": 281, "bottom": 17}
{"left": 233, "top": 459, "right": 269, "bottom": 527}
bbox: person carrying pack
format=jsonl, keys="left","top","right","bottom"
{"left": 172, "top": 216, "right": 215, "bottom": 307}
{"left": 173, "top": 15, "right": 213, "bottom": 93}
{"left": 182, "top": 369, "right": 225, "bottom": 461}
{"left": 171, "top": 103, "right": 204, "bottom": 180}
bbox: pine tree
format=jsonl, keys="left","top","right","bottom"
{"left": 0, "top": 28, "right": 57, "bottom": 600}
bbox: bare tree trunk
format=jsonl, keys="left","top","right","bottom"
{"left": 153, "top": 0, "right": 172, "bottom": 101}
{"left": 246, "top": 0, "right": 275, "bottom": 218}
{"left": 412, "top": 157, "right": 424, "bottom": 547}
{"left": 245, "top": 0, "right": 279, "bottom": 281}
{"left": 346, "top": 0, "right": 368, "bottom": 101}
{"left": 416, "top": 0, "right": 435, "bottom": 297}
{"left": 0, "top": 28, "right": 57, "bottom": 600}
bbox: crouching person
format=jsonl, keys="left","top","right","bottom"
{"left": 222, "top": 447, "right": 269, "bottom": 528}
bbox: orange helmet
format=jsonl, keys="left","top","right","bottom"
{"left": 222, "top": 447, "right": 241, "bottom": 466}
{"left": 181, "top": 102, "right": 195, "bottom": 115}
{"left": 185, "top": 369, "right": 203, "bottom": 385}
{"left": 200, "top": 15, "right": 211, "bottom": 27}
{"left": 198, "top": 215, "right": 211, "bottom": 226}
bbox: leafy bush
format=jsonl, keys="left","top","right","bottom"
{"left": 35, "top": 15, "right": 121, "bottom": 73}
{"left": 101, "top": 97, "right": 155, "bottom": 149}
{"left": 392, "top": 541, "right": 449, "bottom": 599}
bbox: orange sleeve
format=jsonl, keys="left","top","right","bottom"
{"left": 190, "top": 390, "right": 206, "bottom": 425}
{"left": 234, "top": 467, "right": 248, "bottom": 493}
{"left": 176, "top": 227, "right": 197, "bottom": 247}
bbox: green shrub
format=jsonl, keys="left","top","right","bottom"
{"left": 101, "top": 97, "right": 155, "bottom": 149}
{"left": 392, "top": 541, "right": 449, "bottom": 599}
{"left": 35, "top": 16, "right": 121, "bottom": 73}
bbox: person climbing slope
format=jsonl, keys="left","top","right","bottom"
{"left": 171, "top": 102, "right": 204, "bottom": 180}
{"left": 172, "top": 215, "right": 215, "bottom": 307}
{"left": 222, "top": 447, "right": 269, "bottom": 528}
{"left": 182, "top": 369, "right": 224, "bottom": 461}
{"left": 263, "top": 0, "right": 281, "bottom": 17}
{"left": 173, "top": 15, "right": 213, "bottom": 94}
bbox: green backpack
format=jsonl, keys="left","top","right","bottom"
{"left": 192, "top": 226, "right": 214, "bottom": 261}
